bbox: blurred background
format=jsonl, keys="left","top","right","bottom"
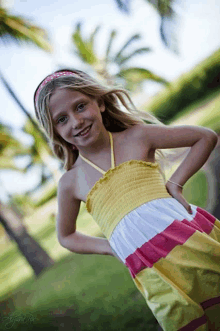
{"left": 0, "top": 0, "right": 220, "bottom": 330}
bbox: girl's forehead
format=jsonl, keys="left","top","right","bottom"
{"left": 50, "top": 89, "right": 88, "bottom": 104}
{"left": 51, "top": 88, "right": 87, "bottom": 98}
{"left": 49, "top": 88, "right": 96, "bottom": 111}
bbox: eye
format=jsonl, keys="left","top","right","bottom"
{"left": 77, "top": 103, "right": 86, "bottom": 111}
{"left": 57, "top": 116, "right": 67, "bottom": 124}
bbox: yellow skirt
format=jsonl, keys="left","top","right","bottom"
{"left": 109, "top": 198, "right": 220, "bottom": 330}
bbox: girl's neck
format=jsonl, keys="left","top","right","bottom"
{"left": 78, "top": 129, "right": 111, "bottom": 160}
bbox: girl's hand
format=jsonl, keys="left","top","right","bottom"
{"left": 165, "top": 181, "right": 193, "bottom": 215}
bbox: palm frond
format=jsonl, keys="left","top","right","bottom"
{"left": 105, "top": 29, "right": 117, "bottom": 63}
{"left": 145, "top": 0, "right": 180, "bottom": 53}
{"left": 24, "top": 160, "right": 34, "bottom": 172}
{"left": 89, "top": 25, "right": 101, "bottom": 48}
{"left": 113, "top": 0, "right": 131, "bottom": 13}
{"left": 117, "top": 67, "right": 169, "bottom": 85}
{"left": 72, "top": 22, "right": 98, "bottom": 65}
{"left": 113, "top": 0, "right": 179, "bottom": 54}
{"left": 22, "top": 119, "right": 52, "bottom": 156}
{"left": 117, "top": 47, "right": 152, "bottom": 65}
{"left": 0, "top": 128, "right": 28, "bottom": 157}
{"left": 145, "top": 0, "right": 173, "bottom": 17}
{"left": 0, "top": 156, "right": 23, "bottom": 171}
{"left": 114, "top": 33, "right": 141, "bottom": 63}
{"left": 160, "top": 12, "right": 179, "bottom": 54}
{"left": 0, "top": 8, "right": 52, "bottom": 52}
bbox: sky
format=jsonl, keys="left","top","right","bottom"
{"left": 0, "top": 0, "right": 220, "bottom": 201}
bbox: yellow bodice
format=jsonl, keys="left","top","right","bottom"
{"left": 79, "top": 131, "right": 171, "bottom": 239}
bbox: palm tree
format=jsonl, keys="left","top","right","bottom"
{"left": 70, "top": 22, "right": 168, "bottom": 93}
{"left": 0, "top": 5, "right": 52, "bottom": 136}
{"left": 0, "top": 122, "right": 55, "bottom": 277}
{"left": 0, "top": 6, "right": 52, "bottom": 51}
{"left": 113, "top": 0, "right": 180, "bottom": 54}
{"left": 0, "top": 4, "right": 58, "bottom": 274}
{"left": 0, "top": 122, "right": 27, "bottom": 170}
{"left": 22, "top": 119, "right": 61, "bottom": 184}
{"left": 0, "top": 5, "right": 61, "bottom": 186}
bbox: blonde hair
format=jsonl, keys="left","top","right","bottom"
{"left": 34, "top": 69, "right": 190, "bottom": 184}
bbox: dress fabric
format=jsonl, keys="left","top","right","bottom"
{"left": 79, "top": 131, "right": 220, "bottom": 331}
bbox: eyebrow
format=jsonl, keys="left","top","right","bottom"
{"left": 52, "top": 97, "right": 87, "bottom": 122}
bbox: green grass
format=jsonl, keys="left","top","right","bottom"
{"left": 0, "top": 250, "right": 157, "bottom": 330}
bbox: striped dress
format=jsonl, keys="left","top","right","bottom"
{"left": 79, "top": 131, "right": 220, "bottom": 331}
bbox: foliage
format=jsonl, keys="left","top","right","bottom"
{"left": 145, "top": 48, "right": 220, "bottom": 124}
{"left": 0, "top": 7, "right": 52, "bottom": 52}
{"left": 114, "top": 0, "right": 173, "bottom": 16}
{"left": 0, "top": 122, "right": 28, "bottom": 171}
{"left": 113, "top": 0, "right": 179, "bottom": 54}
{"left": 0, "top": 5, "right": 55, "bottom": 202}
{"left": 32, "top": 183, "right": 57, "bottom": 208}
{"left": 70, "top": 22, "right": 168, "bottom": 92}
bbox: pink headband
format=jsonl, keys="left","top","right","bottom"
{"left": 35, "top": 71, "right": 76, "bottom": 104}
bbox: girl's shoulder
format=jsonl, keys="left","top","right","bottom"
{"left": 134, "top": 123, "right": 218, "bottom": 150}
{"left": 125, "top": 122, "right": 153, "bottom": 143}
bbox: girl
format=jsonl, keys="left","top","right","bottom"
{"left": 34, "top": 69, "right": 220, "bottom": 331}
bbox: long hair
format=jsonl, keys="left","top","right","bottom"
{"left": 34, "top": 68, "right": 190, "bottom": 184}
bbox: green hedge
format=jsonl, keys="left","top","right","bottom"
{"left": 145, "top": 48, "right": 220, "bottom": 124}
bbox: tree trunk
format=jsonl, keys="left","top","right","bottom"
{"left": 0, "top": 70, "right": 47, "bottom": 142}
{"left": 0, "top": 201, "right": 55, "bottom": 277}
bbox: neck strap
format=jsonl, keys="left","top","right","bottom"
{"left": 79, "top": 131, "right": 115, "bottom": 174}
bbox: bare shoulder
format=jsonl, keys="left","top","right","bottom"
{"left": 123, "top": 123, "right": 149, "bottom": 140}
{"left": 134, "top": 123, "right": 218, "bottom": 150}
{"left": 58, "top": 168, "right": 77, "bottom": 199}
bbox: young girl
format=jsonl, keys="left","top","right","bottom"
{"left": 34, "top": 69, "right": 220, "bottom": 331}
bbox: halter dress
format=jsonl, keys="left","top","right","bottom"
{"left": 79, "top": 131, "right": 220, "bottom": 331}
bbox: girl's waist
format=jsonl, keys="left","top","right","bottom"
{"left": 87, "top": 180, "right": 171, "bottom": 239}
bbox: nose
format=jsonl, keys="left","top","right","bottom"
{"left": 69, "top": 113, "right": 84, "bottom": 131}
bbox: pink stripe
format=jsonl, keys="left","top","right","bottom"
{"left": 201, "top": 295, "right": 220, "bottom": 310}
{"left": 125, "top": 219, "right": 196, "bottom": 277}
{"left": 196, "top": 206, "right": 216, "bottom": 225}
{"left": 178, "top": 314, "right": 207, "bottom": 330}
{"left": 178, "top": 295, "right": 220, "bottom": 330}
{"left": 125, "top": 207, "right": 216, "bottom": 278}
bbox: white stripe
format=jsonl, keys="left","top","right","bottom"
{"left": 109, "top": 198, "right": 196, "bottom": 263}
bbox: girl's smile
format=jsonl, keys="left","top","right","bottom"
{"left": 74, "top": 124, "right": 92, "bottom": 137}
{"left": 49, "top": 88, "right": 108, "bottom": 154}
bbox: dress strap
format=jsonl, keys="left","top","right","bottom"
{"left": 78, "top": 131, "right": 115, "bottom": 175}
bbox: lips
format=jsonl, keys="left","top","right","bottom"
{"left": 75, "top": 125, "right": 91, "bottom": 137}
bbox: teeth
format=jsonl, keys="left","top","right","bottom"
{"left": 79, "top": 126, "right": 90, "bottom": 135}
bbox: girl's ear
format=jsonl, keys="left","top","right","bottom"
{"left": 98, "top": 98, "right": 105, "bottom": 113}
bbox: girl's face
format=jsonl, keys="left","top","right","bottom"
{"left": 49, "top": 88, "right": 105, "bottom": 148}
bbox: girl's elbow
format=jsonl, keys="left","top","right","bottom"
{"left": 58, "top": 232, "right": 76, "bottom": 250}
{"left": 209, "top": 132, "right": 218, "bottom": 148}
{"left": 57, "top": 234, "right": 66, "bottom": 247}
{"left": 205, "top": 129, "right": 218, "bottom": 142}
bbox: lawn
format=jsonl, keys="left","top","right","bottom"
{"left": 0, "top": 209, "right": 158, "bottom": 330}
{"left": 0, "top": 90, "right": 219, "bottom": 330}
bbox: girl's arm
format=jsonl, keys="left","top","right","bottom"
{"left": 56, "top": 173, "right": 118, "bottom": 259}
{"left": 139, "top": 124, "right": 218, "bottom": 186}
{"left": 138, "top": 124, "right": 218, "bottom": 213}
{"left": 61, "top": 231, "right": 124, "bottom": 263}
{"left": 60, "top": 231, "right": 113, "bottom": 255}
